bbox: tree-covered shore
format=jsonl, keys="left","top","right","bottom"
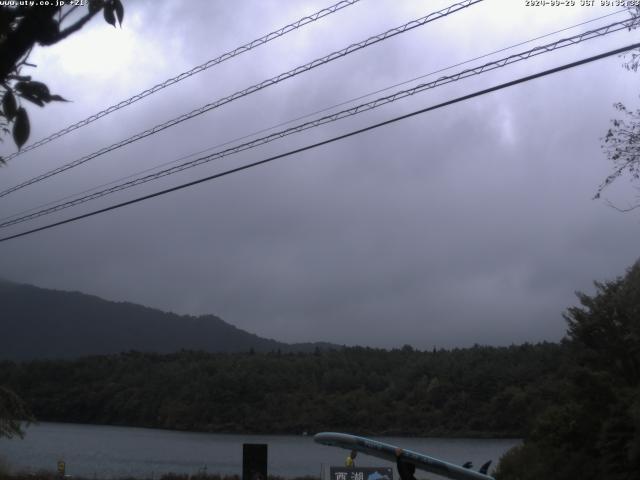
{"left": 0, "top": 342, "right": 564, "bottom": 438}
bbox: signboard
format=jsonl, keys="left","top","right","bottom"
{"left": 242, "top": 443, "right": 267, "bottom": 480}
{"left": 330, "top": 467, "right": 393, "bottom": 480}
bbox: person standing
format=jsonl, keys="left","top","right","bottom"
{"left": 345, "top": 450, "right": 357, "bottom": 467}
{"left": 394, "top": 448, "right": 416, "bottom": 480}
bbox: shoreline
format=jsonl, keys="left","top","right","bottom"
{"left": 0, "top": 472, "right": 321, "bottom": 480}
{"left": 18, "top": 420, "right": 523, "bottom": 441}
{"left": 1, "top": 423, "right": 518, "bottom": 480}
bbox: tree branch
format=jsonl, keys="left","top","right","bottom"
{"left": 605, "top": 198, "right": 640, "bottom": 213}
{"left": 50, "top": 9, "right": 99, "bottom": 43}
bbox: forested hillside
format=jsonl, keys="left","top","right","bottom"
{"left": 0, "top": 280, "right": 333, "bottom": 359}
{"left": 0, "top": 343, "right": 565, "bottom": 437}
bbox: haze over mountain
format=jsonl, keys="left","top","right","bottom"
{"left": 0, "top": 280, "right": 335, "bottom": 361}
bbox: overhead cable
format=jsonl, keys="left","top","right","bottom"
{"left": 1, "top": 41, "right": 638, "bottom": 244}
{"left": 3, "top": 0, "right": 363, "bottom": 161}
{"left": 0, "top": 16, "right": 634, "bottom": 229}
{"left": 0, "top": 0, "right": 483, "bottom": 199}
{"left": 3, "top": 6, "right": 623, "bottom": 226}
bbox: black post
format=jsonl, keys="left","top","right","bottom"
{"left": 243, "top": 443, "right": 268, "bottom": 480}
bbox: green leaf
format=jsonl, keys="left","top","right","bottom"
{"left": 13, "top": 107, "right": 30, "bottom": 150}
{"left": 15, "top": 81, "right": 51, "bottom": 105}
{"left": 114, "top": 0, "right": 124, "bottom": 26}
{"left": 2, "top": 90, "right": 17, "bottom": 120}
{"left": 16, "top": 81, "right": 50, "bottom": 98}
{"left": 104, "top": 5, "right": 116, "bottom": 27}
{"left": 18, "top": 94, "right": 44, "bottom": 107}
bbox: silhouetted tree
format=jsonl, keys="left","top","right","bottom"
{"left": 565, "top": 261, "right": 640, "bottom": 386}
{"left": 0, "top": 385, "right": 34, "bottom": 439}
{"left": 495, "top": 261, "right": 640, "bottom": 480}
{"left": 598, "top": 7, "right": 640, "bottom": 210}
{"left": 0, "top": 0, "right": 124, "bottom": 160}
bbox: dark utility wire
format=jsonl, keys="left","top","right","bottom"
{"left": 0, "top": 16, "right": 633, "bottom": 229}
{"left": 1, "top": 8, "right": 625, "bottom": 226}
{"left": 1, "top": 42, "right": 638, "bottom": 244}
{"left": 4, "top": 0, "right": 363, "bottom": 161}
{"left": 0, "top": 0, "right": 483, "bottom": 199}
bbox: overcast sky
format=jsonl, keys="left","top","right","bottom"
{"left": 1, "top": 0, "right": 639, "bottom": 349}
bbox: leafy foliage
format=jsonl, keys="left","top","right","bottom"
{"left": 0, "top": 386, "right": 34, "bottom": 439}
{"left": 0, "top": 343, "right": 566, "bottom": 438}
{"left": 599, "top": 102, "right": 640, "bottom": 208}
{"left": 0, "top": 0, "right": 124, "bottom": 161}
{"left": 495, "top": 261, "right": 640, "bottom": 480}
{"left": 598, "top": 7, "right": 640, "bottom": 210}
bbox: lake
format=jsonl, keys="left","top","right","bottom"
{"left": 0, "top": 423, "right": 520, "bottom": 479}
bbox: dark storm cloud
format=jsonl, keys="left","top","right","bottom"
{"left": 0, "top": 0, "right": 638, "bottom": 348}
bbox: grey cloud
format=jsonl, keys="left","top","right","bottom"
{"left": 1, "top": 0, "right": 638, "bottom": 350}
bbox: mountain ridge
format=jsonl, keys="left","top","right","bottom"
{"left": 0, "top": 280, "right": 337, "bottom": 360}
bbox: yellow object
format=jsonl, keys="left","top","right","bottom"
{"left": 345, "top": 455, "right": 354, "bottom": 467}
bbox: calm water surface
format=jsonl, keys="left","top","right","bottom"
{"left": 0, "top": 423, "right": 520, "bottom": 479}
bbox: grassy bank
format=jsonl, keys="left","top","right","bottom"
{"left": 0, "top": 472, "right": 321, "bottom": 480}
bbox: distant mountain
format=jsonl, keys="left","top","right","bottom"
{"left": 0, "top": 280, "right": 336, "bottom": 360}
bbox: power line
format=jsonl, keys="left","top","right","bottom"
{"left": 1, "top": 41, "right": 637, "bottom": 244}
{"left": 0, "top": 0, "right": 483, "bottom": 199}
{"left": 1, "top": 16, "right": 634, "bottom": 229}
{"left": 2, "top": 7, "right": 625, "bottom": 226}
{"left": 3, "top": 0, "right": 363, "bottom": 161}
